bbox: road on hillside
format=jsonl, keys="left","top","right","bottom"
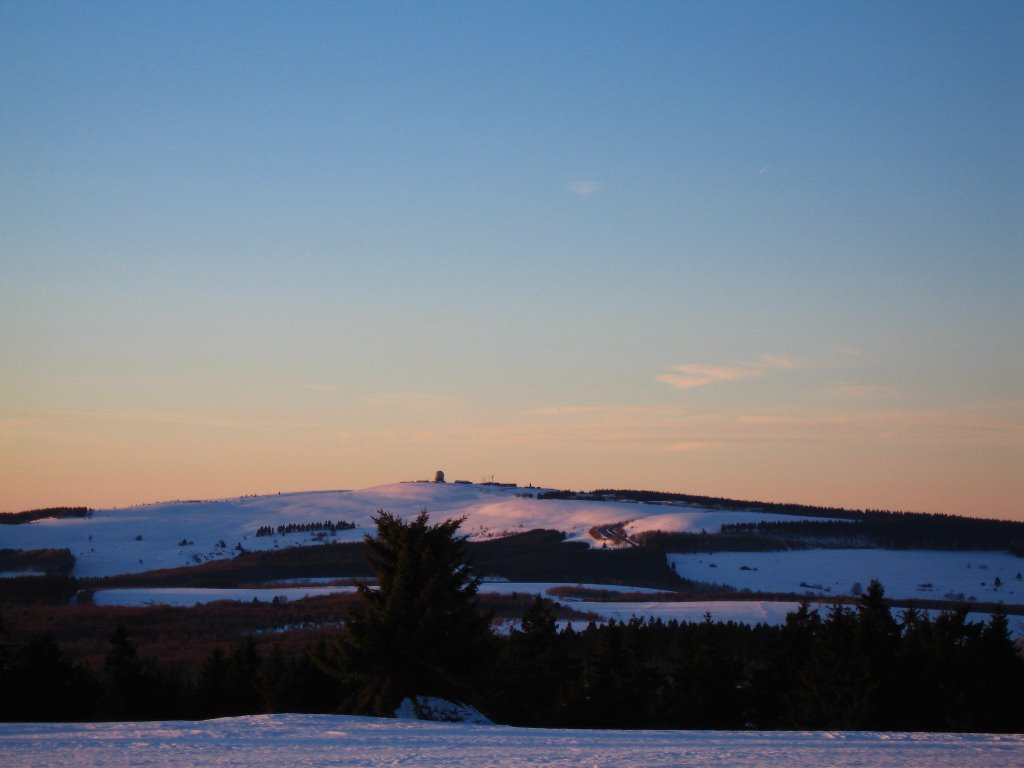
{"left": 591, "top": 522, "right": 638, "bottom": 547}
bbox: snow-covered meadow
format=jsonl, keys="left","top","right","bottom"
{"left": 90, "top": 585, "right": 360, "bottom": 607}
{"left": 90, "top": 581, "right": 667, "bottom": 608}
{"left": 669, "top": 549, "right": 1024, "bottom": 602}
{"left": 1, "top": 715, "right": 1021, "bottom": 768}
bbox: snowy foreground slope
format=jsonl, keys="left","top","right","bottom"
{"left": 1, "top": 715, "right": 1021, "bottom": 768}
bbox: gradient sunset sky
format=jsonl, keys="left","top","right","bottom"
{"left": 2, "top": 1, "right": 1021, "bottom": 519}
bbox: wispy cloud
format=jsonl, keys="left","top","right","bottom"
{"left": 734, "top": 405, "right": 1024, "bottom": 447}
{"left": 566, "top": 180, "right": 602, "bottom": 197}
{"left": 657, "top": 365, "right": 763, "bottom": 391}
{"left": 757, "top": 354, "right": 795, "bottom": 370}
{"left": 516, "top": 400, "right": 1024, "bottom": 451}
{"left": 527, "top": 405, "right": 666, "bottom": 417}
{"left": 304, "top": 384, "right": 340, "bottom": 393}
{"left": 528, "top": 406, "right": 610, "bottom": 417}
{"left": 361, "top": 392, "right": 464, "bottom": 410}
{"left": 657, "top": 355, "right": 794, "bottom": 392}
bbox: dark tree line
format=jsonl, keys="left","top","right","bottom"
{"left": 0, "top": 624, "right": 342, "bottom": 722}
{"left": 544, "top": 488, "right": 860, "bottom": 518}
{"left": 0, "top": 574, "right": 79, "bottom": 605}
{"left": 2, "top": 584, "right": 1020, "bottom": 731}
{"left": 485, "top": 584, "right": 1023, "bottom": 732}
{"left": 0, "top": 508, "right": 91, "bottom": 525}
{"left": 87, "top": 528, "right": 686, "bottom": 591}
{"left": 255, "top": 520, "right": 357, "bottom": 537}
{"left": 467, "top": 528, "right": 682, "bottom": 589}
{"left": 721, "top": 513, "right": 1024, "bottom": 552}
{"left": 0, "top": 549, "right": 76, "bottom": 577}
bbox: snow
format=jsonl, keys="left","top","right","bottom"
{"left": 669, "top": 549, "right": 1024, "bottom": 602}
{"left": 0, "top": 482, "right": 849, "bottom": 578}
{"left": 479, "top": 581, "right": 671, "bottom": 597}
{"left": 569, "top": 599, "right": 805, "bottom": 626}
{"left": 394, "top": 696, "right": 492, "bottom": 724}
{"left": 91, "top": 585, "right": 359, "bottom": 607}
{"left": 0, "top": 715, "right": 1019, "bottom": 768}
{"left": 90, "top": 581, "right": 669, "bottom": 607}
{"left": 623, "top": 509, "right": 842, "bottom": 537}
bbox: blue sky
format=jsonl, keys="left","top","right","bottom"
{"left": 1, "top": 1, "right": 1021, "bottom": 517}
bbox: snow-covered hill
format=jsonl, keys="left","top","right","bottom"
{"left": 4, "top": 481, "right": 1023, "bottom": 636}
{"left": 1, "top": 714, "right": 1019, "bottom": 768}
{"left": 4, "top": 481, "right": 1019, "bottom": 638}
{"left": 0, "top": 481, "right": 829, "bottom": 579}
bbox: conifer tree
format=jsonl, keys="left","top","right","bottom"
{"left": 970, "top": 605, "right": 1024, "bottom": 731}
{"left": 2, "top": 635, "right": 96, "bottom": 721}
{"left": 224, "top": 637, "right": 262, "bottom": 715}
{"left": 890, "top": 607, "right": 937, "bottom": 729}
{"left": 668, "top": 616, "right": 745, "bottom": 728}
{"left": 852, "top": 580, "right": 900, "bottom": 727}
{"left": 100, "top": 624, "right": 148, "bottom": 720}
{"left": 499, "top": 596, "right": 573, "bottom": 726}
{"left": 194, "top": 647, "right": 230, "bottom": 718}
{"left": 322, "top": 509, "right": 493, "bottom": 716}
{"left": 794, "top": 602, "right": 859, "bottom": 728}
{"left": 258, "top": 642, "right": 290, "bottom": 713}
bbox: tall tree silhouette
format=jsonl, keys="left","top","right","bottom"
{"left": 100, "top": 625, "right": 149, "bottom": 720}
{"left": 852, "top": 580, "right": 900, "bottom": 727}
{"left": 503, "top": 596, "right": 576, "bottom": 725}
{"left": 322, "top": 510, "right": 493, "bottom": 716}
{"left": 2, "top": 635, "right": 96, "bottom": 721}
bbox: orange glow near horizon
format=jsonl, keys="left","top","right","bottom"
{"left": 2, "top": 402, "right": 1021, "bottom": 521}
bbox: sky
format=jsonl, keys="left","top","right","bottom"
{"left": 1, "top": 1, "right": 1021, "bottom": 520}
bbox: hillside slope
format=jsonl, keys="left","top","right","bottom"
{"left": 0, "top": 482, "right": 830, "bottom": 578}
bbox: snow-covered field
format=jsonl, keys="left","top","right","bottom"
{"left": 89, "top": 585, "right": 1019, "bottom": 637}
{"left": 0, "top": 482, "right": 835, "bottom": 579}
{"left": 622, "top": 508, "right": 845, "bottom": 537}
{"left": 1, "top": 715, "right": 1020, "bottom": 768}
{"left": 670, "top": 549, "right": 1024, "bottom": 602}
{"left": 91, "top": 585, "right": 360, "bottom": 607}
{"left": 89, "top": 581, "right": 666, "bottom": 608}
{"left": 568, "top": 599, "right": 805, "bottom": 626}
{"left": 568, "top": 599, "right": 1018, "bottom": 636}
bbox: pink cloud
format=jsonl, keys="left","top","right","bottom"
{"left": 657, "top": 355, "right": 794, "bottom": 392}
